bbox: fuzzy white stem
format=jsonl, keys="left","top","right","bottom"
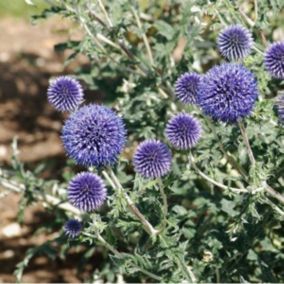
{"left": 189, "top": 154, "right": 247, "bottom": 193}
{"left": 102, "top": 170, "right": 159, "bottom": 237}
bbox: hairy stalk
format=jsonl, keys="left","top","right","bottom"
{"left": 102, "top": 170, "right": 158, "bottom": 237}
{"left": 264, "top": 183, "right": 284, "bottom": 205}
{"left": 157, "top": 178, "right": 168, "bottom": 232}
{"left": 207, "top": 119, "right": 247, "bottom": 179}
{"left": 83, "top": 232, "right": 162, "bottom": 281}
{"left": 97, "top": 0, "right": 113, "bottom": 28}
{"left": 176, "top": 256, "right": 196, "bottom": 283}
{"left": 159, "top": 235, "right": 197, "bottom": 282}
{"left": 131, "top": 7, "right": 154, "bottom": 66}
{"left": 189, "top": 153, "right": 247, "bottom": 193}
{"left": 84, "top": 232, "right": 120, "bottom": 256}
{"left": 238, "top": 121, "right": 256, "bottom": 166}
{"left": 0, "top": 177, "right": 81, "bottom": 216}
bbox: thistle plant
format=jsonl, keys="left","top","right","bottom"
{"left": 1, "top": 0, "right": 284, "bottom": 283}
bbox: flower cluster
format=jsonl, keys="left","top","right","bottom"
{"left": 62, "top": 104, "right": 126, "bottom": 167}
{"left": 68, "top": 172, "right": 107, "bottom": 212}
{"left": 174, "top": 72, "right": 200, "bottom": 104}
{"left": 166, "top": 113, "right": 202, "bottom": 150}
{"left": 64, "top": 219, "right": 82, "bottom": 238}
{"left": 217, "top": 25, "right": 253, "bottom": 61}
{"left": 47, "top": 76, "right": 84, "bottom": 112}
{"left": 197, "top": 63, "right": 258, "bottom": 123}
{"left": 45, "top": 23, "right": 283, "bottom": 240}
{"left": 133, "top": 140, "right": 172, "bottom": 179}
{"left": 264, "top": 42, "right": 284, "bottom": 79}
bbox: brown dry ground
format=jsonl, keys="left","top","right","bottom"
{"left": 0, "top": 16, "right": 101, "bottom": 283}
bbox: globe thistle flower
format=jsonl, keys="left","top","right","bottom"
{"left": 197, "top": 63, "right": 258, "bottom": 123}
{"left": 64, "top": 219, "right": 82, "bottom": 238}
{"left": 165, "top": 113, "right": 202, "bottom": 150}
{"left": 264, "top": 42, "right": 284, "bottom": 79}
{"left": 174, "top": 72, "right": 200, "bottom": 104}
{"left": 62, "top": 104, "right": 126, "bottom": 167}
{"left": 47, "top": 76, "right": 84, "bottom": 112}
{"left": 276, "top": 94, "right": 284, "bottom": 123}
{"left": 133, "top": 140, "right": 172, "bottom": 179}
{"left": 68, "top": 172, "right": 107, "bottom": 212}
{"left": 217, "top": 25, "right": 253, "bottom": 61}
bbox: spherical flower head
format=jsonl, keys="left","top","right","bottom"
{"left": 47, "top": 76, "right": 84, "bottom": 112}
{"left": 276, "top": 94, "right": 284, "bottom": 123}
{"left": 133, "top": 140, "right": 172, "bottom": 179}
{"left": 197, "top": 63, "right": 258, "bottom": 123}
{"left": 174, "top": 72, "right": 200, "bottom": 104}
{"left": 62, "top": 104, "right": 126, "bottom": 167}
{"left": 68, "top": 172, "right": 107, "bottom": 212}
{"left": 165, "top": 113, "right": 202, "bottom": 150}
{"left": 264, "top": 42, "right": 284, "bottom": 79}
{"left": 64, "top": 219, "right": 82, "bottom": 238}
{"left": 217, "top": 25, "right": 253, "bottom": 61}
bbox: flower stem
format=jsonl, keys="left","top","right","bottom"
{"left": 238, "top": 121, "right": 256, "bottom": 167}
{"left": 131, "top": 7, "right": 154, "bottom": 66}
{"left": 157, "top": 178, "right": 168, "bottom": 232}
{"left": 102, "top": 170, "right": 159, "bottom": 237}
{"left": 84, "top": 231, "right": 162, "bottom": 281}
{"left": 188, "top": 153, "right": 247, "bottom": 193}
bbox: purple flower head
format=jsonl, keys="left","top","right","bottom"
{"left": 62, "top": 104, "right": 126, "bottom": 167}
{"left": 68, "top": 172, "right": 107, "bottom": 212}
{"left": 197, "top": 63, "right": 258, "bottom": 123}
{"left": 133, "top": 140, "right": 172, "bottom": 179}
{"left": 47, "top": 76, "right": 84, "bottom": 112}
{"left": 276, "top": 94, "right": 284, "bottom": 123}
{"left": 175, "top": 72, "right": 200, "bottom": 104}
{"left": 217, "top": 25, "right": 253, "bottom": 61}
{"left": 264, "top": 42, "right": 284, "bottom": 79}
{"left": 166, "top": 113, "right": 202, "bottom": 150}
{"left": 64, "top": 219, "right": 82, "bottom": 238}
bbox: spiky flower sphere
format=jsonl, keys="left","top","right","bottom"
{"left": 133, "top": 140, "right": 172, "bottom": 179}
{"left": 217, "top": 25, "right": 253, "bottom": 61}
{"left": 197, "top": 63, "right": 258, "bottom": 123}
{"left": 276, "top": 94, "right": 284, "bottom": 123}
{"left": 68, "top": 172, "right": 107, "bottom": 212}
{"left": 264, "top": 42, "right": 284, "bottom": 79}
{"left": 174, "top": 72, "right": 200, "bottom": 104}
{"left": 64, "top": 219, "right": 82, "bottom": 238}
{"left": 47, "top": 76, "right": 84, "bottom": 112}
{"left": 62, "top": 104, "right": 126, "bottom": 167}
{"left": 165, "top": 113, "right": 202, "bottom": 150}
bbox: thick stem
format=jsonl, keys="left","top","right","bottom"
{"left": 131, "top": 7, "right": 154, "bottom": 66}
{"left": 97, "top": 0, "right": 113, "bottom": 28}
{"left": 264, "top": 183, "right": 284, "bottom": 205}
{"left": 189, "top": 154, "right": 247, "bottom": 193}
{"left": 102, "top": 170, "right": 158, "bottom": 237}
{"left": 207, "top": 118, "right": 247, "bottom": 179}
{"left": 157, "top": 178, "right": 168, "bottom": 231}
{"left": 238, "top": 121, "right": 256, "bottom": 167}
{"left": 0, "top": 177, "right": 81, "bottom": 216}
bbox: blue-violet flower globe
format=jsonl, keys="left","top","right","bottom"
{"left": 166, "top": 113, "right": 202, "bottom": 150}
{"left": 197, "top": 63, "right": 258, "bottom": 123}
{"left": 264, "top": 42, "right": 284, "bottom": 79}
{"left": 217, "top": 25, "right": 253, "bottom": 61}
{"left": 175, "top": 72, "right": 200, "bottom": 104}
{"left": 133, "top": 140, "right": 172, "bottom": 179}
{"left": 68, "top": 172, "right": 107, "bottom": 212}
{"left": 64, "top": 219, "right": 82, "bottom": 238}
{"left": 62, "top": 104, "right": 126, "bottom": 167}
{"left": 47, "top": 76, "right": 84, "bottom": 112}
